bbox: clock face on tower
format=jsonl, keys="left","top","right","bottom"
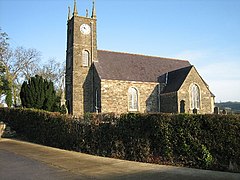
{"left": 80, "top": 24, "right": 91, "bottom": 35}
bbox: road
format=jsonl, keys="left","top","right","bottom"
{"left": 0, "top": 138, "right": 239, "bottom": 180}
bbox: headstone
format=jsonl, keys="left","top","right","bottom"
{"left": 193, "top": 108, "right": 198, "bottom": 114}
{"left": 222, "top": 109, "right": 227, "bottom": 115}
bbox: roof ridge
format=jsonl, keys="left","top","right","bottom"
{"left": 98, "top": 49, "right": 189, "bottom": 62}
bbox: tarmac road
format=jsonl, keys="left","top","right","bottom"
{"left": 0, "top": 138, "right": 239, "bottom": 180}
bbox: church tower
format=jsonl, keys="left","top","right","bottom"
{"left": 66, "top": 0, "right": 97, "bottom": 116}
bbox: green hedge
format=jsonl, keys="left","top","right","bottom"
{"left": 0, "top": 108, "right": 239, "bottom": 172}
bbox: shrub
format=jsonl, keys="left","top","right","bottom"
{"left": 0, "top": 108, "right": 239, "bottom": 172}
{"left": 20, "top": 75, "right": 58, "bottom": 112}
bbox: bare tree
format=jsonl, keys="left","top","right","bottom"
{"left": 1, "top": 28, "right": 41, "bottom": 106}
{"left": 1, "top": 28, "right": 65, "bottom": 107}
{"left": 0, "top": 28, "right": 10, "bottom": 62}
{"left": 15, "top": 47, "right": 41, "bottom": 80}
{"left": 37, "top": 58, "right": 66, "bottom": 107}
{"left": 37, "top": 58, "right": 65, "bottom": 96}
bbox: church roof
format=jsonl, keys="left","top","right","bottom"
{"left": 161, "top": 65, "right": 193, "bottom": 93}
{"left": 95, "top": 50, "right": 191, "bottom": 83}
{"left": 161, "top": 66, "right": 215, "bottom": 97}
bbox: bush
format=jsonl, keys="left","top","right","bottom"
{"left": 0, "top": 108, "right": 239, "bottom": 172}
{"left": 20, "top": 75, "right": 58, "bottom": 112}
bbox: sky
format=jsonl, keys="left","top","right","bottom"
{"left": 0, "top": 0, "right": 240, "bottom": 102}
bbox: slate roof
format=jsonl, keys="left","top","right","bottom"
{"left": 161, "top": 66, "right": 215, "bottom": 96}
{"left": 94, "top": 50, "right": 191, "bottom": 83}
{"left": 161, "top": 66, "right": 193, "bottom": 93}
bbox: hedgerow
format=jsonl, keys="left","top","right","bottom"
{"left": 0, "top": 108, "right": 239, "bottom": 172}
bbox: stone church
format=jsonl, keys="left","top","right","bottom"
{"left": 65, "top": 1, "right": 215, "bottom": 116}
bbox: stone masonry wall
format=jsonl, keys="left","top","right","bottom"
{"left": 160, "top": 92, "right": 178, "bottom": 113}
{"left": 100, "top": 80, "right": 159, "bottom": 114}
{"left": 178, "top": 67, "right": 214, "bottom": 114}
{"left": 66, "top": 15, "right": 97, "bottom": 117}
{"left": 83, "top": 65, "right": 101, "bottom": 113}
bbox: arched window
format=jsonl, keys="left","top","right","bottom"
{"left": 191, "top": 84, "right": 200, "bottom": 109}
{"left": 82, "top": 50, "right": 89, "bottom": 67}
{"left": 128, "top": 87, "right": 138, "bottom": 111}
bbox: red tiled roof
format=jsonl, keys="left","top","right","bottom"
{"left": 94, "top": 50, "right": 191, "bottom": 82}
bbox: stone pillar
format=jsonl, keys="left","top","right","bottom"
{"left": 0, "top": 122, "right": 6, "bottom": 138}
{"left": 214, "top": 107, "right": 219, "bottom": 114}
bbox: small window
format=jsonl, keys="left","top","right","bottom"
{"left": 191, "top": 84, "right": 200, "bottom": 109}
{"left": 82, "top": 50, "right": 89, "bottom": 67}
{"left": 128, "top": 87, "right": 138, "bottom": 111}
{"left": 95, "top": 88, "right": 100, "bottom": 113}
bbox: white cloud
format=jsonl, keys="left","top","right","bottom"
{"left": 199, "top": 61, "right": 240, "bottom": 102}
{"left": 209, "top": 80, "right": 240, "bottom": 102}
{"left": 174, "top": 50, "right": 209, "bottom": 65}
{"left": 199, "top": 61, "right": 240, "bottom": 80}
{"left": 175, "top": 49, "right": 240, "bottom": 102}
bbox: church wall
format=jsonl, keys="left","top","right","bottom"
{"left": 100, "top": 80, "right": 159, "bottom": 114}
{"left": 83, "top": 67, "right": 93, "bottom": 113}
{"left": 92, "top": 66, "right": 101, "bottom": 112}
{"left": 178, "top": 67, "right": 214, "bottom": 114}
{"left": 160, "top": 92, "right": 178, "bottom": 113}
{"left": 83, "top": 65, "right": 101, "bottom": 113}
